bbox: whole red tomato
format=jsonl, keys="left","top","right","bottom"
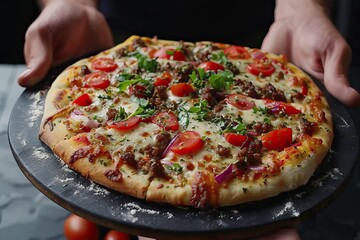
{"left": 104, "top": 230, "right": 131, "bottom": 240}
{"left": 64, "top": 214, "right": 99, "bottom": 240}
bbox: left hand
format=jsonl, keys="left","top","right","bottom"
{"left": 262, "top": 3, "right": 360, "bottom": 107}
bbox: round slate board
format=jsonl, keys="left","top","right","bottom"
{"left": 8, "top": 73, "right": 359, "bottom": 239}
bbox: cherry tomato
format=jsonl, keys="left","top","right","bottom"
{"left": 247, "top": 62, "right": 275, "bottom": 77}
{"left": 84, "top": 72, "right": 110, "bottom": 89}
{"left": 227, "top": 94, "right": 255, "bottom": 110}
{"left": 224, "top": 45, "right": 250, "bottom": 59}
{"left": 224, "top": 133, "right": 250, "bottom": 147}
{"left": 262, "top": 128, "right": 292, "bottom": 151}
{"left": 170, "top": 83, "right": 194, "bottom": 97}
{"left": 109, "top": 116, "right": 141, "bottom": 132}
{"left": 91, "top": 58, "right": 118, "bottom": 72}
{"left": 104, "top": 230, "right": 130, "bottom": 240}
{"left": 154, "top": 72, "right": 172, "bottom": 86}
{"left": 128, "top": 84, "right": 148, "bottom": 98}
{"left": 64, "top": 214, "right": 99, "bottom": 240}
{"left": 73, "top": 93, "right": 92, "bottom": 106}
{"left": 198, "top": 61, "right": 224, "bottom": 72}
{"left": 154, "top": 47, "right": 186, "bottom": 61}
{"left": 264, "top": 99, "right": 301, "bottom": 115}
{"left": 170, "top": 131, "right": 203, "bottom": 155}
{"left": 152, "top": 111, "right": 179, "bottom": 131}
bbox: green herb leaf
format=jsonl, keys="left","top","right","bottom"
{"left": 166, "top": 163, "right": 183, "bottom": 174}
{"left": 132, "top": 52, "right": 158, "bottom": 72}
{"left": 114, "top": 107, "right": 128, "bottom": 122}
{"left": 211, "top": 52, "right": 228, "bottom": 65}
{"left": 189, "top": 100, "right": 210, "bottom": 121}
{"left": 208, "top": 70, "right": 234, "bottom": 90}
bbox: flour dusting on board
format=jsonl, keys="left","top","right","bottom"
{"left": 273, "top": 202, "right": 299, "bottom": 218}
{"left": 28, "top": 91, "right": 44, "bottom": 127}
{"left": 312, "top": 167, "right": 343, "bottom": 187}
{"left": 115, "top": 202, "right": 174, "bottom": 223}
{"left": 32, "top": 146, "right": 50, "bottom": 160}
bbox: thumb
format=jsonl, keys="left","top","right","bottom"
{"left": 323, "top": 42, "right": 360, "bottom": 107}
{"left": 18, "top": 27, "right": 53, "bottom": 87}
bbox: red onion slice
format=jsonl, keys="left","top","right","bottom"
{"left": 161, "top": 133, "right": 180, "bottom": 158}
{"left": 247, "top": 130, "right": 259, "bottom": 136}
{"left": 215, "top": 164, "right": 233, "bottom": 184}
{"left": 84, "top": 119, "right": 99, "bottom": 129}
{"left": 252, "top": 51, "right": 265, "bottom": 60}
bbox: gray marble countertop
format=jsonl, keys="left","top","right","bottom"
{"left": 0, "top": 65, "right": 359, "bottom": 240}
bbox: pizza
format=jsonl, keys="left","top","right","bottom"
{"left": 39, "top": 36, "right": 333, "bottom": 208}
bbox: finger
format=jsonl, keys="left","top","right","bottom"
{"left": 17, "top": 24, "right": 53, "bottom": 87}
{"left": 261, "top": 23, "right": 290, "bottom": 56}
{"left": 323, "top": 41, "right": 360, "bottom": 107}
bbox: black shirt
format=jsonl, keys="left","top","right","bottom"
{"left": 100, "top": 0, "right": 275, "bottom": 47}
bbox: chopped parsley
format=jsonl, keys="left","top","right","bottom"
{"left": 166, "top": 163, "right": 183, "bottom": 174}
{"left": 127, "top": 97, "right": 155, "bottom": 119}
{"left": 253, "top": 106, "right": 269, "bottom": 115}
{"left": 189, "top": 100, "right": 210, "bottom": 121}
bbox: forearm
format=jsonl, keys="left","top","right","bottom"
{"left": 275, "top": 0, "right": 332, "bottom": 19}
{"left": 37, "top": 0, "right": 98, "bottom": 9}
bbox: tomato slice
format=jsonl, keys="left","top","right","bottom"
{"left": 170, "top": 131, "right": 203, "bottom": 155}
{"left": 170, "top": 83, "right": 194, "bottom": 97}
{"left": 262, "top": 128, "right": 292, "bottom": 151}
{"left": 128, "top": 84, "right": 148, "bottom": 98}
{"left": 264, "top": 99, "right": 301, "bottom": 115}
{"left": 227, "top": 94, "right": 256, "bottom": 110}
{"left": 109, "top": 116, "right": 141, "bottom": 132}
{"left": 84, "top": 72, "right": 110, "bottom": 89}
{"left": 154, "top": 47, "right": 186, "bottom": 61}
{"left": 91, "top": 58, "right": 118, "bottom": 72}
{"left": 154, "top": 72, "right": 172, "bottom": 87}
{"left": 73, "top": 93, "right": 92, "bottom": 106}
{"left": 198, "top": 61, "right": 225, "bottom": 72}
{"left": 224, "top": 45, "right": 250, "bottom": 59}
{"left": 152, "top": 111, "right": 179, "bottom": 131}
{"left": 247, "top": 62, "right": 275, "bottom": 76}
{"left": 224, "top": 133, "right": 250, "bottom": 147}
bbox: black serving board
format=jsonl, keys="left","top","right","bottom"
{"left": 8, "top": 70, "right": 359, "bottom": 240}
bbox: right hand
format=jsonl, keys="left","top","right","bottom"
{"left": 17, "top": 0, "right": 113, "bottom": 87}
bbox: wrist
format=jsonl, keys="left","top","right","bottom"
{"left": 275, "top": 0, "right": 330, "bottom": 20}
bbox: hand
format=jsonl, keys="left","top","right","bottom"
{"left": 262, "top": 1, "right": 360, "bottom": 107}
{"left": 137, "top": 228, "right": 300, "bottom": 240}
{"left": 17, "top": 0, "right": 113, "bottom": 87}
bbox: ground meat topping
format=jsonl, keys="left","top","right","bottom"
{"left": 235, "top": 139, "right": 263, "bottom": 168}
{"left": 300, "top": 117, "right": 317, "bottom": 136}
{"left": 120, "top": 151, "right": 137, "bottom": 170}
{"left": 215, "top": 145, "right": 232, "bottom": 158}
